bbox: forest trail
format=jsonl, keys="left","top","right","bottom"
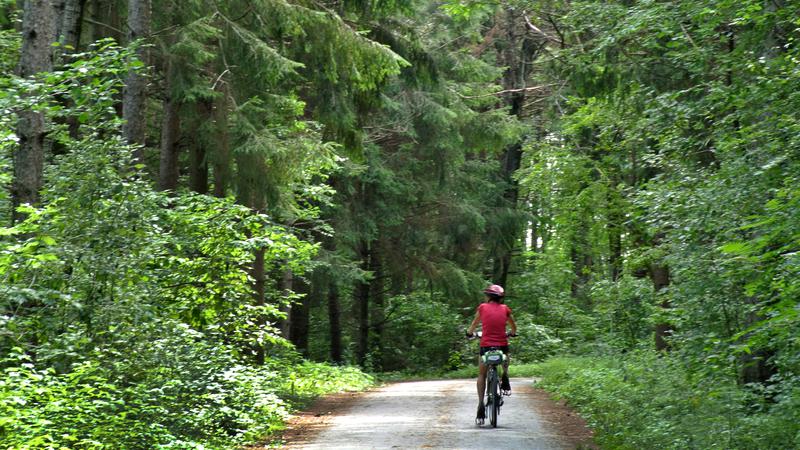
{"left": 277, "top": 378, "right": 595, "bottom": 449}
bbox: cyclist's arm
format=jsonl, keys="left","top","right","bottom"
{"left": 507, "top": 313, "right": 517, "bottom": 335}
{"left": 467, "top": 310, "right": 480, "bottom": 334}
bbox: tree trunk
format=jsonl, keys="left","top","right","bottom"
{"left": 369, "top": 244, "right": 385, "bottom": 371}
{"left": 490, "top": 7, "right": 544, "bottom": 286}
{"left": 608, "top": 189, "right": 623, "bottom": 281}
{"left": 188, "top": 100, "right": 210, "bottom": 194}
{"left": 158, "top": 59, "right": 181, "bottom": 191}
{"left": 212, "top": 88, "right": 230, "bottom": 198}
{"left": 252, "top": 246, "right": 266, "bottom": 365}
{"left": 58, "top": 0, "right": 85, "bottom": 51}
{"left": 122, "top": 0, "right": 150, "bottom": 162}
{"left": 570, "top": 218, "right": 593, "bottom": 303}
{"left": 355, "top": 240, "right": 371, "bottom": 366}
{"left": 289, "top": 277, "right": 310, "bottom": 356}
{"left": 570, "top": 245, "right": 593, "bottom": 303}
{"left": 277, "top": 269, "right": 293, "bottom": 339}
{"left": 328, "top": 277, "right": 343, "bottom": 363}
{"left": 52, "top": 0, "right": 86, "bottom": 144}
{"left": 609, "top": 225, "right": 622, "bottom": 281}
{"left": 12, "top": 0, "right": 58, "bottom": 223}
{"left": 87, "top": 0, "right": 122, "bottom": 43}
{"left": 319, "top": 225, "right": 343, "bottom": 364}
{"left": 188, "top": 140, "right": 208, "bottom": 194}
{"left": 650, "top": 264, "right": 671, "bottom": 351}
{"left": 739, "top": 296, "right": 775, "bottom": 384}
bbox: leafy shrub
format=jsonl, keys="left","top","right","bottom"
{"left": 533, "top": 352, "right": 800, "bottom": 449}
{"left": 380, "top": 293, "right": 463, "bottom": 372}
{"left": 589, "top": 276, "right": 654, "bottom": 351}
{"left": 0, "top": 344, "right": 373, "bottom": 449}
{"left": 510, "top": 316, "right": 564, "bottom": 362}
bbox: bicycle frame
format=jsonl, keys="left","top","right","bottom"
{"left": 481, "top": 349, "right": 505, "bottom": 427}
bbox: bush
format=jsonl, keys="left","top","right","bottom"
{"left": 0, "top": 345, "right": 373, "bottom": 449}
{"left": 533, "top": 352, "right": 800, "bottom": 449}
{"left": 511, "top": 314, "right": 564, "bottom": 362}
{"left": 380, "top": 294, "right": 463, "bottom": 372}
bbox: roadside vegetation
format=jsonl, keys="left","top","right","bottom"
{"left": 532, "top": 356, "right": 799, "bottom": 449}
{"left": 2, "top": 0, "right": 799, "bottom": 448}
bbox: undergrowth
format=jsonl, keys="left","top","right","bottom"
{"left": 531, "top": 352, "right": 800, "bottom": 449}
{"left": 0, "top": 350, "right": 373, "bottom": 449}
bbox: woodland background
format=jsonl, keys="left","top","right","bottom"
{"left": 1, "top": 0, "right": 799, "bottom": 448}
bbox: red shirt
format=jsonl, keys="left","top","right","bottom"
{"left": 478, "top": 302, "right": 512, "bottom": 346}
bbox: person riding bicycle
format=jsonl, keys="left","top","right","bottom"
{"left": 466, "top": 284, "right": 517, "bottom": 422}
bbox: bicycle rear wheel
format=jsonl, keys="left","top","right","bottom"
{"left": 488, "top": 367, "right": 499, "bottom": 427}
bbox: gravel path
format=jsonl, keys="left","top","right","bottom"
{"left": 285, "top": 378, "right": 593, "bottom": 450}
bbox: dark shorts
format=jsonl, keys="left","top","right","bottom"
{"left": 479, "top": 345, "right": 509, "bottom": 356}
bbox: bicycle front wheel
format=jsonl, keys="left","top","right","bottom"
{"left": 488, "top": 367, "right": 499, "bottom": 427}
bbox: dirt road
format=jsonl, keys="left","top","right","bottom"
{"left": 279, "top": 378, "right": 594, "bottom": 449}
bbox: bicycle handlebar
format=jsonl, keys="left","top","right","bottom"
{"left": 466, "top": 331, "right": 518, "bottom": 339}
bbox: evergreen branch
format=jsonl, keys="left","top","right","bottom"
{"left": 453, "top": 84, "right": 559, "bottom": 99}
{"left": 150, "top": 25, "right": 181, "bottom": 38}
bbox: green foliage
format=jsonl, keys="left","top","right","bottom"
{"left": 380, "top": 293, "right": 463, "bottom": 372}
{"left": 534, "top": 354, "right": 800, "bottom": 449}
{"left": 506, "top": 0, "right": 800, "bottom": 445}
{"left": 5, "top": 0, "right": 799, "bottom": 445}
{"left": 0, "top": 346, "right": 373, "bottom": 449}
{"left": 510, "top": 315, "right": 564, "bottom": 362}
{"left": 284, "top": 360, "right": 374, "bottom": 401}
{"left": 0, "top": 38, "right": 374, "bottom": 449}
{"left": 511, "top": 251, "right": 598, "bottom": 350}
{"left": 589, "top": 276, "right": 654, "bottom": 350}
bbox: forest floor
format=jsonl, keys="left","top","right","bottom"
{"left": 261, "top": 378, "right": 596, "bottom": 449}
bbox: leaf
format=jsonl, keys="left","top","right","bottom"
{"left": 719, "top": 241, "right": 750, "bottom": 255}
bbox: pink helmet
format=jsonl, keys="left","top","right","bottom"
{"left": 483, "top": 284, "right": 504, "bottom": 297}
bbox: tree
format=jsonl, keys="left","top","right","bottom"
{"left": 122, "top": 0, "right": 149, "bottom": 161}
{"left": 12, "top": 0, "right": 57, "bottom": 223}
{"left": 57, "top": 0, "right": 86, "bottom": 51}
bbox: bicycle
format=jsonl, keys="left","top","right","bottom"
{"left": 469, "top": 331, "right": 515, "bottom": 428}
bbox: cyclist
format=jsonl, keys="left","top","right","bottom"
{"left": 466, "top": 284, "right": 517, "bottom": 422}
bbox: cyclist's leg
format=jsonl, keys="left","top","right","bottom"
{"left": 477, "top": 355, "right": 488, "bottom": 403}
{"left": 476, "top": 355, "right": 488, "bottom": 421}
{"left": 501, "top": 349, "right": 511, "bottom": 393}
